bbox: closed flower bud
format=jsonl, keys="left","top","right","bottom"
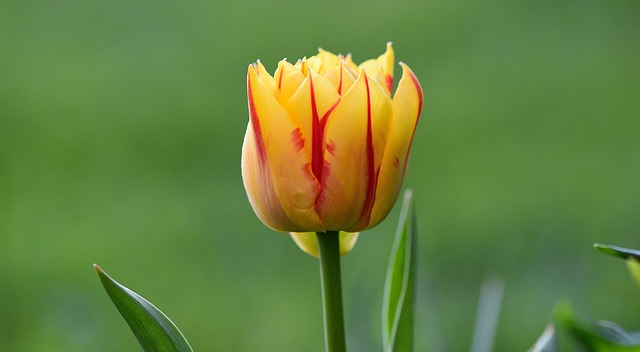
{"left": 242, "top": 43, "right": 423, "bottom": 254}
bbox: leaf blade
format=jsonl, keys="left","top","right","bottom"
{"left": 594, "top": 243, "right": 640, "bottom": 260}
{"left": 528, "top": 324, "right": 558, "bottom": 352}
{"left": 94, "top": 264, "right": 193, "bottom": 352}
{"left": 382, "top": 189, "right": 417, "bottom": 352}
{"left": 555, "top": 302, "right": 640, "bottom": 351}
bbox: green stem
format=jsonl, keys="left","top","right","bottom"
{"left": 316, "top": 231, "right": 347, "bottom": 352}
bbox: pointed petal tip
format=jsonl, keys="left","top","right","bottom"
{"left": 93, "top": 263, "right": 103, "bottom": 273}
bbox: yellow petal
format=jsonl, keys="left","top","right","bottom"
{"left": 369, "top": 63, "right": 423, "bottom": 227}
{"left": 380, "top": 42, "right": 395, "bottom": 92}
{"left": 371, "top": 68, "right": 390, "bottom": 97}
{"left": 342, "top": 53, "right": 358, "bottom": 71}
{"left": 358, "top": 42, "right": 394, "bottom": 93}
{"left": 242, "top": 65, "right": 324, "bottom": 232}
{"left": 242, "top": 124, "right": 299, "bottom": 231}
{"left": 319, "top": 73, "right": 392, "bottom": 231}
{"left": 289, "top": 231, "right": 360, "bottom": 257}
{"left": 324, "top": 61, "right": 357, "bottom": 96}
{"left": 273, "top": 60, "right": 305, "bottom": 107}
{"left": 254, "top": 60, "right": 278, "bottom": 97}
{"left": 315, "top": 48, "right": 341, "bottom": 74}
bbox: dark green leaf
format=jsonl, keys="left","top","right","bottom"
{"left": 382, "top": 189, "right": 417, "bottom": 352}
{"left": 594, "top": 244, "right": 640, "bottom": 260}
{"left": 94, "top": 264, "right": 193, "bottom": 352}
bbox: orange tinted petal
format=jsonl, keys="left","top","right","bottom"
{"left": 243, "top": 65, "right": 324, "bottom": 232}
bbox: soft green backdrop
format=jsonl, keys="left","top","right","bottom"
{"left": 1, "top": 0, "right": 639, "bottom": 350}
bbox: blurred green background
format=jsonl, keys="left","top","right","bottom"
{"left": 1, "top": 0, "right": 639, "bottom": 350}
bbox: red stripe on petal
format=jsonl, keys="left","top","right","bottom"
{"left": 247, "top": 71, "right": 268, "bottom": 166}
{"left": 309, "top": 73, "right": 324, "bottom": 183}
{"left": 409, "top": 69, "right": 424, "bottom": 118}
{"left": 359, "top": 75, "right": 380, "bottom": 227}
{"left": 326, "top": 140, "right": 336, "bottom": 155}
{"left": 314, "top": 160, "right": 333, "bottom": 211}
{"left": 290, "top": 127, "right": 305, "bottom": 151}
{"left": 338, "top": 61, "right": 344, "bottom": 95}
{"left": 402, "top": 68, "right": 424, "bottom": 177}
{"left": 385, "top": 74, "right": 393, "bottom": 93}
{"left": 320, "top": 98, "right": 340, "bottom": 127}
{"left": 277, "top": 64, "right": 284, "bottom": 90}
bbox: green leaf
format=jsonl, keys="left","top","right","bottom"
{"left": 382, "top": 189, "right": 417, "bottom": 352}
{"left": 594, "top": 244, "right": 640, "bottom": 289}
{"left": 94, "top": 264, "right": 193, "bottom": 352}
{"left": 470, "top": 276, "right": 504, "bottom": 352}
{"left": 528, "top": 324, "right": 558, "bottom": 352}
{"left": 555, "top": 302, "right": 640, "bottom": 351}
{"left": 594, "top": 243, "right": 640, "bottom": 260}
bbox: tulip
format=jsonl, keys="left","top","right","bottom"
{"left": 242, "top": 43, "right": 423, "bottom": 254}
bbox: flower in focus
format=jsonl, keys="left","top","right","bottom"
{"left": 241, "top": 43, "right": 423, "bottom": 254}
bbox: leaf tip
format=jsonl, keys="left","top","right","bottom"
{"left": 403, "top": 188, "right": 413, "bottom": 200}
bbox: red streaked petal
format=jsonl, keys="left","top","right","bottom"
{"left": 286, "top": 69, "right": 341, "bottom": 175}
{"left": 381, "top": 42, "right": 395, "bottom": 92}
{"left": 243, "top": 65, "right": 324, "bottom": 232}
{"left": 324, "top": 61, "right": 357, "bottom": 96}
{"left": 318, "top": 72, "right": 392, "bottom": 231}
{"left": 369, "top": 63, "right": 423, "bottom": 228}
{"left": 242, "top": 123, "right": 297, "bottom": 231}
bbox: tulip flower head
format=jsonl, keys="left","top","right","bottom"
{"left": 242, "top": 43, "right": 423, "bottom": 255}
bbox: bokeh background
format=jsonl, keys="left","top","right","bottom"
{"left": 1, "top": 0, "right": 639, "bottom": 350}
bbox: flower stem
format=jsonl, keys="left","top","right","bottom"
{"left": 316, "top": 231, "right": 347, "bottom": 352}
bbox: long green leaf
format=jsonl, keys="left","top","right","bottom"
{"left": 470, "top": 276, "right": 504, "bottom": 352}
{"left": 382, "top": 189, "right": 417, "bottom": 352}
{"left": 94, "top": 264, "right": 193, "bottom": 352}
